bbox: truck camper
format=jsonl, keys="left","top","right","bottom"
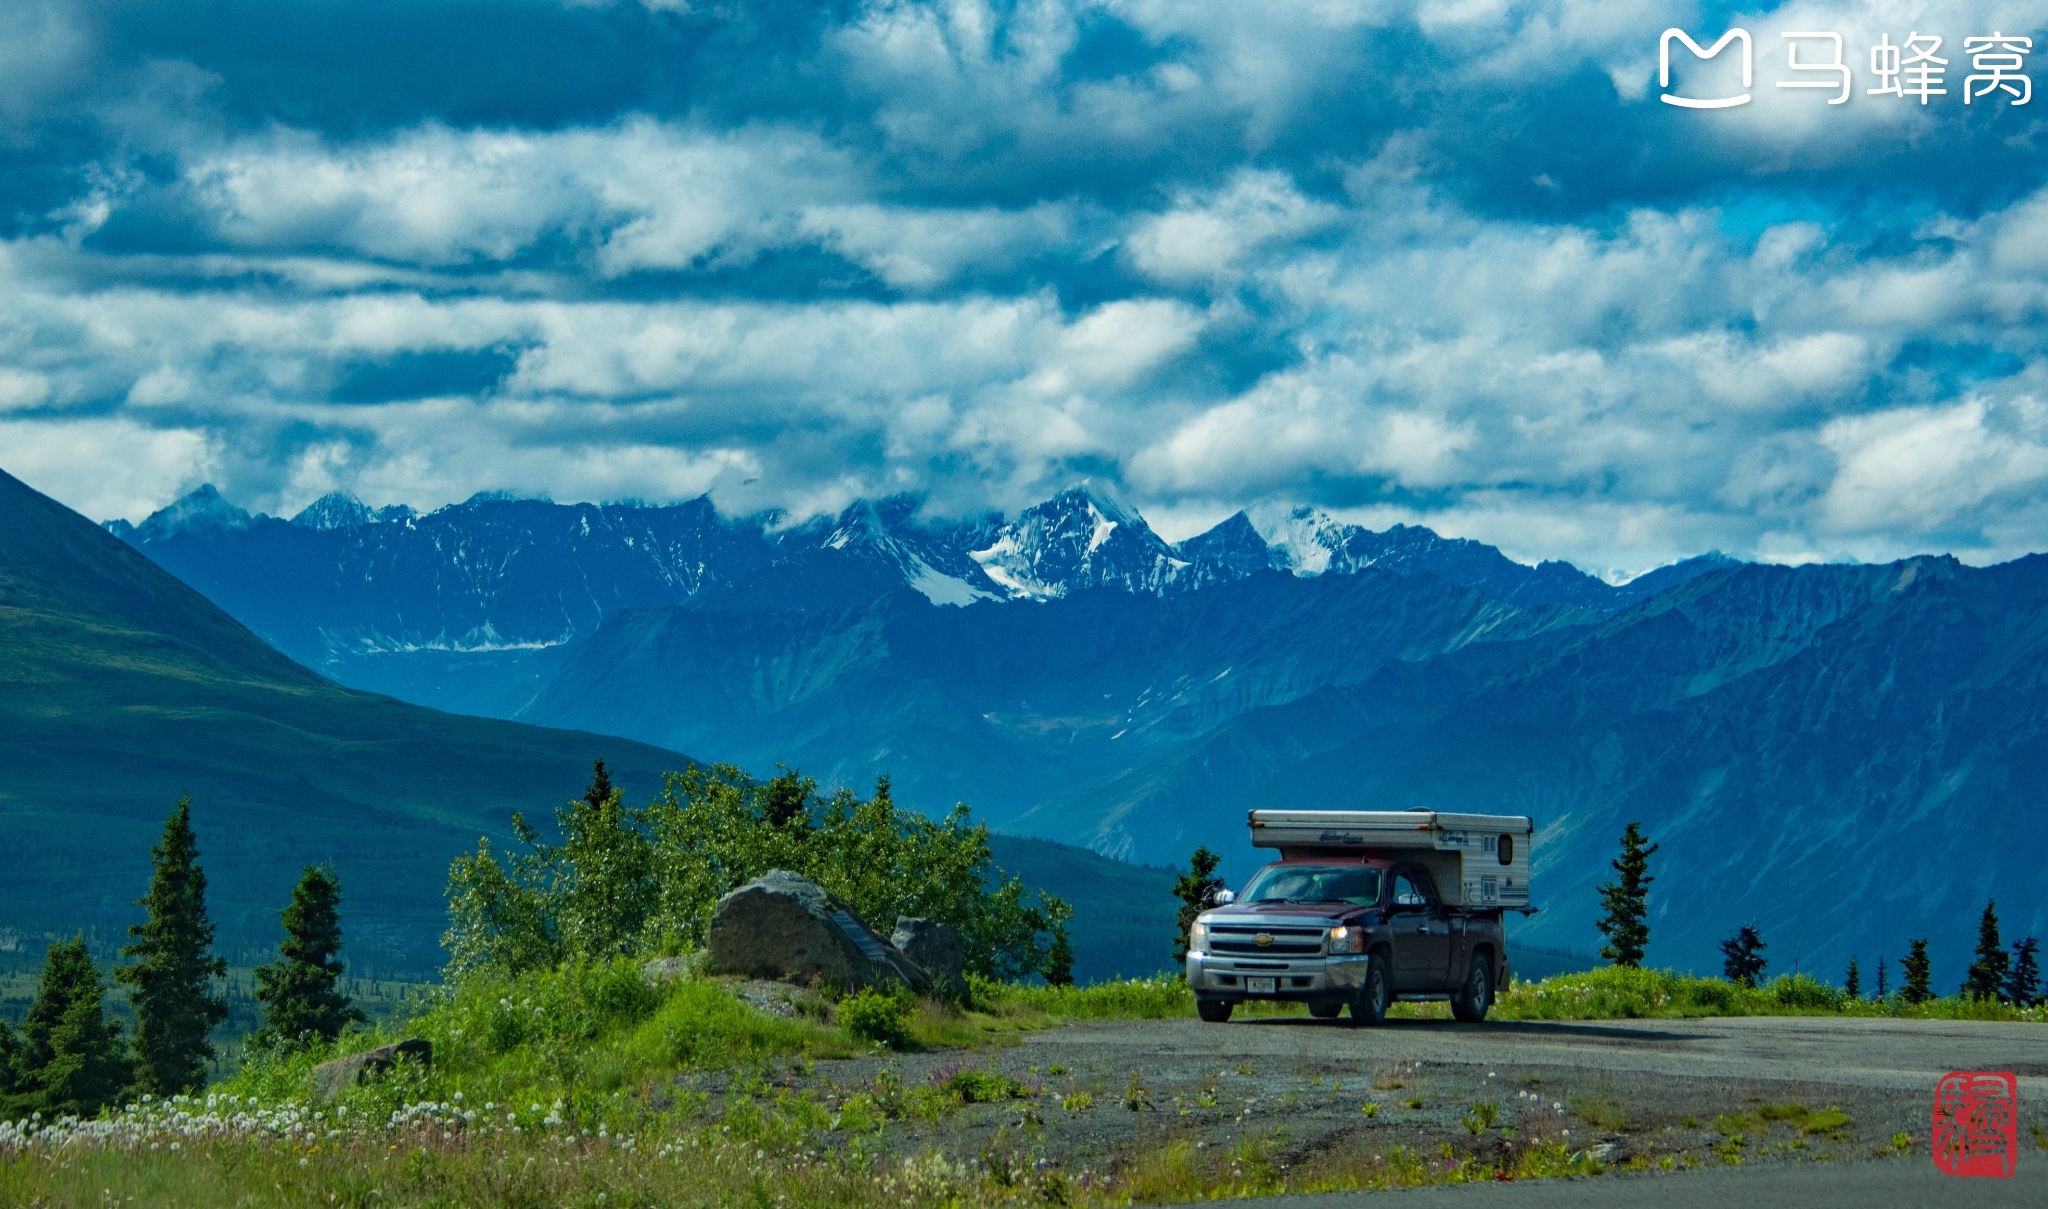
{"left": 1185, "top": 810, "right": 1535, "bottom": 1025}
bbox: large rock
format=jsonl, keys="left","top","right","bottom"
{"left": 705, "top": 870, "right": 929, "bottom": 992}
{"left": 310, "top": 1039, "right": 432, "bottom": 1102}
{"left": 892, "top": 917, "right": 966, "bottom": 1001}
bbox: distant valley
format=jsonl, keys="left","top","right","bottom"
{"left": 103, "top": 482, "right": 2048, "bottom": 985}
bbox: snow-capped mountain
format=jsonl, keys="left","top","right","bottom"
{"left": 106, "top": 482, "right": 1736, "bottom": 716}
{"left": 967, "top": 484, "right": 1189, "bottom": 598}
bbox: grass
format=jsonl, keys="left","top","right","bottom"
{"left": 3, "top": 960, "right": 2040, "bottom": 1207}
{"left": 1388, "top": 966, "right": 2048, "bottom": 1022}
{"left": 0, "top": 954, "right": 1615, "bottom": 1209}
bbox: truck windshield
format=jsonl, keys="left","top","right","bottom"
{"left": 1238, "top": 864, "right": 1381, "bottom": 906}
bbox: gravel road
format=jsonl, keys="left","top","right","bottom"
{"left": 705, "top": 1012, "right": 2047, "bottom": 1204}
{"left": 1023, "top": 1013, "right": 2048, "bottom": 1097}
{"left": 1037, "top": 1014, "right": 2044, "bottom": 1207}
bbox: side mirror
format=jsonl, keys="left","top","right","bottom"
{"left": 1212, "top": 889, "right": 1236, "bottom": 906}
{"left": 1393, "top": 891, "right": 1426, "bottom": 910}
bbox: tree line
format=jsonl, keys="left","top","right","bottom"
{"left": 0, "top": 798, "right": 362, "bottom": 1119}
{"left": 1592, "top": 821, "right": 2042, "bottom": 1005}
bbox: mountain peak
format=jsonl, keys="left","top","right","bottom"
{"left": 1177, "top": 511, "right": 1280, "bottom": 587}
{"left": 136, "top": 484, "right": 255, "bottom": 540}
{"left": 291, "top": 492, "right": 375, "bottom": 531}
{"left": 971, "top": 483, "right": 1180, "bottom": 598}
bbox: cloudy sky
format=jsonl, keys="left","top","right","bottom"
{"left": 1, "top": 1, "right": 2045, "bottom": 577}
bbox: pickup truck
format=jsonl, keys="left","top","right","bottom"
{"left": 1184, "top": 810, "right": 1533, "bottom": 1025}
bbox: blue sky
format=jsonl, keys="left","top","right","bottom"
{"left": 1, "top": 1, "right": 2045, "bottom": 577}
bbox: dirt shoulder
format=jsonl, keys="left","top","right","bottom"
{"left": 677, "top": 1013, "right": 2048, "bottom": 1196}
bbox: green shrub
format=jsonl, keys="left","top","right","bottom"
{"left": 837, "top": 986, "right": 914, "bottom": 1048}
{"left": 641, "top": 980, "right": 812, "bottom": 1067}
{"left": 1768, "top": 974, "right": 1841, "bottom": 1010}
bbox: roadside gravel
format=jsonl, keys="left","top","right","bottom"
{"left": 680, "top": 1013, "right": 2048, "bottom": 1194}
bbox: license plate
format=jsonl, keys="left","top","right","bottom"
{"left": 1247, "top": 977, "right": 1277, "bottom": 994}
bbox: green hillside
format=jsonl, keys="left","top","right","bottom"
{"left": 0, "top": 467, "right": 690, "bottom": 974}
{"left": 0, "top": 469, "right": 1177, "bottom": 979}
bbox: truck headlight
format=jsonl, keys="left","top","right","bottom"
{"left": 1189, "top": 922, "right": 1210, "bottom": 954}
{"left": 1326, "top": 925, "right": 1365, "bottom": 954}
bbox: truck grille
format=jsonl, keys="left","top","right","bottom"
{"left": 1207, "top": 924, "right": 1326, "bottom": 957}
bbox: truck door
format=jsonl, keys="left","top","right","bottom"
{"left": 1389, "top": 868, "right": 1452, "bottom": 990}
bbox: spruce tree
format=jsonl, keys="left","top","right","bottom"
{"left": 760, "top": 767, "right": 811, "bottom": 830}
{"left": 253, "top": 867, "right": 364, "bottom": 1049}
{"left": 1041, "top": 898, "right": 1075, "bottom": 988}
{"left": 1901, "top": 939, "right": 1933, "bottom": 1005}
{"left": 583, "top": 759, "right": 614, "bottom": 811}
{"left": 116, "top": 797, "right": 228, "bottom": 1095}
{"left": 9, "top": 937, "right": 130, "bottom": 1118}
{"left": 1594, "top": 823, "right": 1658, "bottom": 968}
{"left": 1172, "top": 847, "right": 1225, "bottom": 965}
{"left": 1875, "top": 956, "right": 1888, "bottom": 998}
{"left": 0, "top": 1015, "right": 19, "bottom": 1106}
{"left": 2005, "top": 938, "right": 2041, "bottom": 1007}
{"left": 1962, "top": 900, "right": 2009, "bottom": 1001}
{"left": 1843, "top": 955, "right": 1861, "bottom": 999}
{"left": 1719, "top": 925, "right": 1768, "bottom": 988}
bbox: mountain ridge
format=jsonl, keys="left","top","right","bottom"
{"left": 2, "top": 468, "right": 1173, "bottom": 979}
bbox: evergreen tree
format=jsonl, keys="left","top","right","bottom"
{"left": 0, "top": 1017, "right": 18, "bottom": 1100}
{"left": 7, "top": 937, "right": 130, "bottom": 1118}
{"left": 1901, "top": 939, "right": 1933, "bottom": 1004}
{"left": 2005, "top": 938, "right": 2041, "bottom": 1008}
{"left": 1844, "top": 955, "right": 1861, "bottom": 999}
{"left": 1719, "top": 925, "right": 1768, "bottom": 988}
{"left": 1594, "top": 823, "right": 1658, "bottom": 968}
{"left": 760, "top": 767, "right": 811, "bottom": 830}
{"left": 1172, "top": 847, "right": 1225, "bottom": 965}
{"left": 115, "top": 797, "right": 228, "bottom": 1096}
{"left": 1875, "top": 956, "right": 1888, "bottom": 999}
{"left": 252, "top": 867, "right": 365, "bottom": 1049}
{"left": 1962, "top": 900, "right": 2009, "bottom": 1001}
{"left": 583, "top": 759, "right": 614, "bottom": 811}
{"left": 1041, "top": 898, "right": 1075, "bottom": 988}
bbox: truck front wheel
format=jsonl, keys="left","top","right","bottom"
{"left": 1196, "top": 998, "right": 1235, "bottom": 1023}
{"left": 1451, "top": 954, "right": 1492, "bottom": 1023}
{"left": 1350, "top": 954, "right": 1391, "bottom": 1026}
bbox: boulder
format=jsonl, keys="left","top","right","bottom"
{"left": 310, "top": 1039, "right": 432, "bottom": 1102}
{"left": 892, "top": 917, "right": 967, "bottom": 1001}
{"left": 705, "top": 870, "right": 929, "bottom": 992}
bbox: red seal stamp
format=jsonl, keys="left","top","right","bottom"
{"left": 1932, "top": 1071, "right": 2017, "bottom": 1177}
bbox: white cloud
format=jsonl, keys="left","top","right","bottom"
{"left": 1818, "top": 398, "right": 2048, "bottom": 535}
{"left": 1125, "top": 170, "right": 1339, "bottom": 284}
{"left": 0, "top": 417, "right": 217, "bottom": 522}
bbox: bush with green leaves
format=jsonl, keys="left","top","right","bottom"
{"left": 835, "top": 986, "right": 914, "bottom": 1049}
{"left": 445, "top": 762, "right": 1064, "bottom": 982}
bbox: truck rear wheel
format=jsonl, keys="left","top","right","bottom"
{"left": 1350, "top": 954, "right": 1391, "bottom": 1026}
{"left": 1196, "top": 998, "right": 1235, "bottom": 1023}
{"left": 1451, "top": 954, "right": 1492, "bottom": 1023}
